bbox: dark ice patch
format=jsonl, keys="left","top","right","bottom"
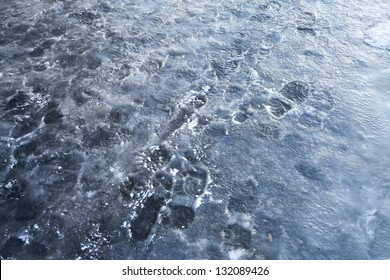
{"left": 13, "top": 139, "right": 40, "bottom": 159}
{"left": 170, "top": 205, "right": 195, "bottom": 229}
{"left": 109, "top": 106, "right": 134, "bottom": 124}
{"left": 11, "top": 117, "right": 40, "bottom": 138}
{"left": 41, "top": 39, "right": 55, "bottom": 49}
{"left": 0, "top": 237, "right": 24, "bottom": 259}
{"left": 205, "top": 245, "right": 224, "bottom": 259}
{"left": 304, "top": 50, "right": 324, "bottom": 58}
{"left": 44, "top": 109, "right": 64, "bottom": 124}
{"left": 86, "top": 54, "right": 102, "bottom": 70}
{"left": 15, "top": 199, "right": 40, "bottom": 221}
{"left": 228, "top": 196, "right": 247, "bottom": 213}
{"left": 31, "top": 84, "right": 49, "bottom": 94}
{"left": 38, "top": 152, "right": 83, "bottom": 171}
{"left": 11, "top": 24, "right": 29, "bottom": 34}
{"left": 130, "top": 195, "right": 164, "bottom": 241}
{"left": 295, "top": 162, "right": 323, "bottom": 181}
{"left": 214, "top": 108, "right": 231, "bottom": 120}
{"left": 1, "top": 179, "right": 24, "bottom": 202}
{"left": 51, "top": 25, "right": 66, "bottom": 36}
{"left": 0, "top": 51, "right": 6, "bottom": 62}
{"left": 27, "top": 241, "right": 48, "bottom": 258}
{"left": 5, "top": 91, "right": 29, "bottom": 112}
{"left": 183, "top": 148, "right": 197, "bottom": 162}
{"left": 0, "top": 82, "right": 18, "bottom": 98}
{"left": 33, "top": 63, "right": 47, "bottom": 72}
{"left": 29, "top": 47, "right": 44, "bottom": 58}
{"left": 0, "top": 144, "right": 11, "bottom": 172}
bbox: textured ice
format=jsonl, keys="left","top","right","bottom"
{"left": 365, "top": 20, "right": 390, "bottom": 50}
{"left": 0, "top": 0, "right": 390, "bottom": 260}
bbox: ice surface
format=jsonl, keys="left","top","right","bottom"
{"left": 365, "top": 20, "right": 390, "bottom": 50}
{"left": 0, "top": 0, "right": 390, "bottom": 260}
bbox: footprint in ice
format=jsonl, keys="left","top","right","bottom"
{"left": 280, "top": 81, "right": 309, "bottom": 104}
{"left": 259, "top": 1, "right": 282, "bottom": 12}
{"left": 169, "top": 205, "right": 195, "bottom": 229}
{"left": 69, "top": 10, "right": 101, "bottom": 25}
{"left": 130, "top": 195, "right": 165, "bottom": 241}
{"left": 260, "top": 31, "right": 281, "bottom": 54}
{"left": 249, "top": 13, "right": 272, "bottom": 23}
{"left": 267, "top": 81, "right": 309, "bottom": 118}
{"left": 159, "top": 93, "right": 207, "bottom": 140}
{"left": 268, "top": 98, "right": 292, "bottom": 117}
{"left": 296, "top": 12, "right": 317, "bottom": 35}
{"left": 359, "top": 209, "right": 379, "bottom": 242}
{"left": 152, "top": 171, "right": 173, "bottom": 191}
{"left": 119, "top": 90, "right": 211, "bottom": 240}
{"left": 173, "top": 164, "right": 208, "bottom": 198}
{"left": 295, "top": 161, "right": 324, "bottom": 181}
{"left": 121, "top": 144, "right": 209, "bottom": 240}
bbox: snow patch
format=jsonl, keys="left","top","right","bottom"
{"left": 365, "top": 21, "right": 390, "bottom": 50}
